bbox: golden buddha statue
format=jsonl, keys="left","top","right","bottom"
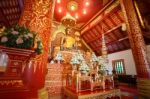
{"left": 61, "top": 28, "right": 75, "bottom": 50}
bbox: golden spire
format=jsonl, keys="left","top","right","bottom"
{"left": 101, "top": 26, "right": 107, "bottom": 58}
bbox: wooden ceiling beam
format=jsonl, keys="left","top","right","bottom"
{"left": 115, "top": 42, "right": 123, "bottom": 50}
{"left": 81, "top": 4, "right": 121, "bottom": 34}
{"left": 86, "top": 24, "right": 122, "bottom": 43}
{"left": 115, "top": 30, "right": 129, "bottom": 48}
{"left": 0, "top": 8, "right": 10, "bottom": 27}
{"left": 122, "top": 39, "right": 130, "bottom": 48}
{"left": 93, "top": 36, "right": 128, "bottom": 51}
{"left": 116, "top": 11, "right": 124, "bottom": 22}
{"left": 103, "top": 34, "right": 109, "bottom": 43}
{"left": 95, "top": 25, "right": 102, "bottom": 34}
{"left": 111, "top": 31, "right": 119, "bottom": 40}
{"left": 107, "top": 45, "right": 114, "bottom": 52}
{"left": 112, "top": 43, "right": 119, "bottom": 51}
{"left": 17, "top": 0, "right": 24, "bottom": 10}
{"left": 103, "top": 19, "right": 112, "bottom": 31}
{"left": 89, "top": 30, "right": 96, "bottom": 38}
{"left": 92, "top": 28, "right": 100, "bottom": 37}
{"left": 143, "top": 32, "right": 150, "bottom": 39}
{"left": 81, "top": 0, "right": 115, "bottom": 31}
{"left": 109, "top": 14, "right": 118, "bottom": 26}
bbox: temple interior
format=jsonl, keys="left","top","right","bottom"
{"left": 0, "top": 0, "right": 150, "bottom": 99}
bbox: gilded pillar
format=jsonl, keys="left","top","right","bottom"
{"left": 119, "top": 0, "right": 150, "bottom": 98}
{"left": 18, "top": 0, "right": 54, "bottom": 93}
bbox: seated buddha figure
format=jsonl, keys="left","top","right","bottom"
{"left": 61, "top": 28, "right": 75, "bottom": 50}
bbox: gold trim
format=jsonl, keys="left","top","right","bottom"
{"left": 133, "top": 0, "right": 145, "bottom": 29}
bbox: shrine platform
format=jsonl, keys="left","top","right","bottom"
{"left": 63, "top": 87, "right": 121, "bottom": 99}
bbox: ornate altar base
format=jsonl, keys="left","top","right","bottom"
{"left": 63, "top": 87, "right": 121, "bottom": 99}
{"left": 45, "top": 63, "right": 71, "bottom": 97}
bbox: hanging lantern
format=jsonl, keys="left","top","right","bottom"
{"left": 121, "top": 23, "right": 127, "bottom": 31}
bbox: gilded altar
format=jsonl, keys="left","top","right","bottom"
{"left": 61, "top": 50, "right": 118, "bottom": 99}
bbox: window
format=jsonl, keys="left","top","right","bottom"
{"left": 112, "top": 59, "right": 125, "bottom": 75}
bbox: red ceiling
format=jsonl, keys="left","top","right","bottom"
{"left": 54, "top": 0, "right": 103, "bottom": 23}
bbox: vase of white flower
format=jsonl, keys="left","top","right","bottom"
{"left": 55, "top": 51, "right": 64, "bottom": 64}
{"left": 0, "top": 25, "right": 42, "bottom": 55}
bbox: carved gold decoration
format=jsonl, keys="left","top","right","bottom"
{"left": 32, "top": 0, "right": 49, "bottom": 16}
{"left": 133, "top": 0, "right": 145, "bottom": 29}
{"left": 0, "top": 80, "right": 23, "bottom": 87}
{"left": 104, "top": 0, "right": 120, "bottom": 14}
{"left": 19, "top": 0, "right": 54, "bottom": 74}
{"left": 45, "top": 63, "right": 70, "bottom": 96}
{"left": 120, "top": 0, "right": 150, "bottom": 98}
{"left": 119, "top": 0, "right": 150, "bottom": 78}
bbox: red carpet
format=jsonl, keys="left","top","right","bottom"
{"left": 119, "top": 84, "right": 138, "bottom": 99}
{"left": 122, "top": 96, "right": 135, "bottom": 99}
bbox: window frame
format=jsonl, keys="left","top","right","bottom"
{"left": 112, "top": 59, "right": 126, "bottom": 75}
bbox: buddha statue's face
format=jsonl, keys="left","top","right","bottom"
{"left": 66, "top": 28, "right": 71, "bottom": 35}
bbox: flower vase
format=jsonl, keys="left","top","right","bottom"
{"left": 81, "top": 70, "right": 87, "bottom": 76}
{"left": 72, "top": 64, "right": 77, "bottom": 70}
{"left": 58, "top": 60, "right": 61, "bottom": 64}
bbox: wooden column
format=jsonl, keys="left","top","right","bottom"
{"left": 119, "top": 0, "right": 150, "bottom": 98}
{"left": 18, "top": 0, "right": 54, "bottom": 98}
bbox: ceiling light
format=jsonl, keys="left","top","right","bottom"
{"left": 58, "top": 8, "right": 62, "bottom": 13}
{"left": 57, "top": 0, "right": 61, "bottom": 3}
{"left": 83, "top": 9, "right": 87, "bottom": 14}
{"left": 75, "top": 14, "right": 79, "bottom": 19}
{"left": 67, "top": 1, "right": 78, "bottom": 11}
{"left": 85, "top": 2, "right": 90, "bottom": 6}
{"left": 71, "top": 5, "right": 76, "bottom": 11}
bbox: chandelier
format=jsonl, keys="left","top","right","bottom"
{"left": 61, "top": 13, "right": 76, "bottom": 27}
